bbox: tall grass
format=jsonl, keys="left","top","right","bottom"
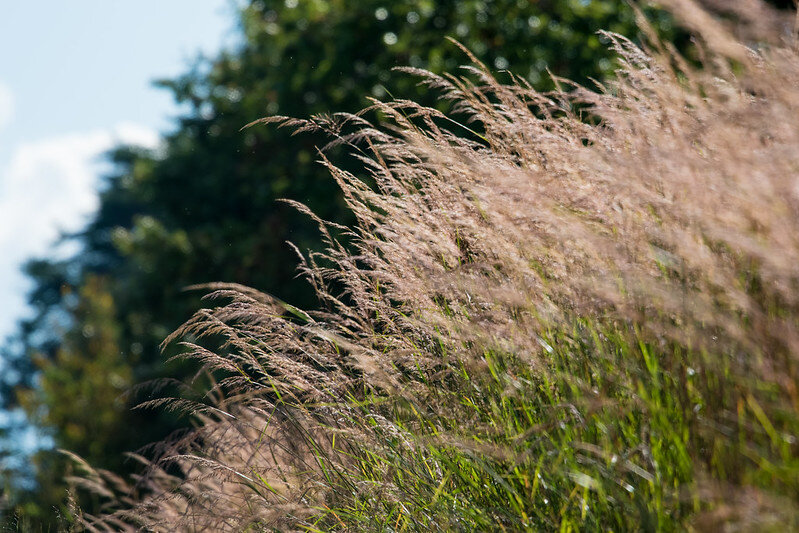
{"left": 72, "top": 1, "right": 799, "bottom": 530}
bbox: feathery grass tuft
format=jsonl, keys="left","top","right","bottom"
{"left": 74, "top": 1, "right": 799, "bottom": 530}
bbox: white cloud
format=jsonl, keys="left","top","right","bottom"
{"left": 0, "top": 82, "right": 13, "bottom": 133}
{"left": 0, "top": 123, "right": 159, "bottom": 339}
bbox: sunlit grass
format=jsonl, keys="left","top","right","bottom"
{"left": 68, "top": 1, "right": 799, "bottom": 530}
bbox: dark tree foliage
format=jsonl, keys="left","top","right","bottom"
{"left": 0, "top": 0, "right": 685, "bottom": 526}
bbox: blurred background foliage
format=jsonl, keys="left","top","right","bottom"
{"left": 0, "top": 0, "right": 690, "bottom": 527}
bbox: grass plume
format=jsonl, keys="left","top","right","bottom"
{"left": 74, "top": 1, "right": 799, "bottom": 530}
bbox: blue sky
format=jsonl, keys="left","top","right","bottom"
{"left": 0, "top": 1, "right": 240, "bottom": 342}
